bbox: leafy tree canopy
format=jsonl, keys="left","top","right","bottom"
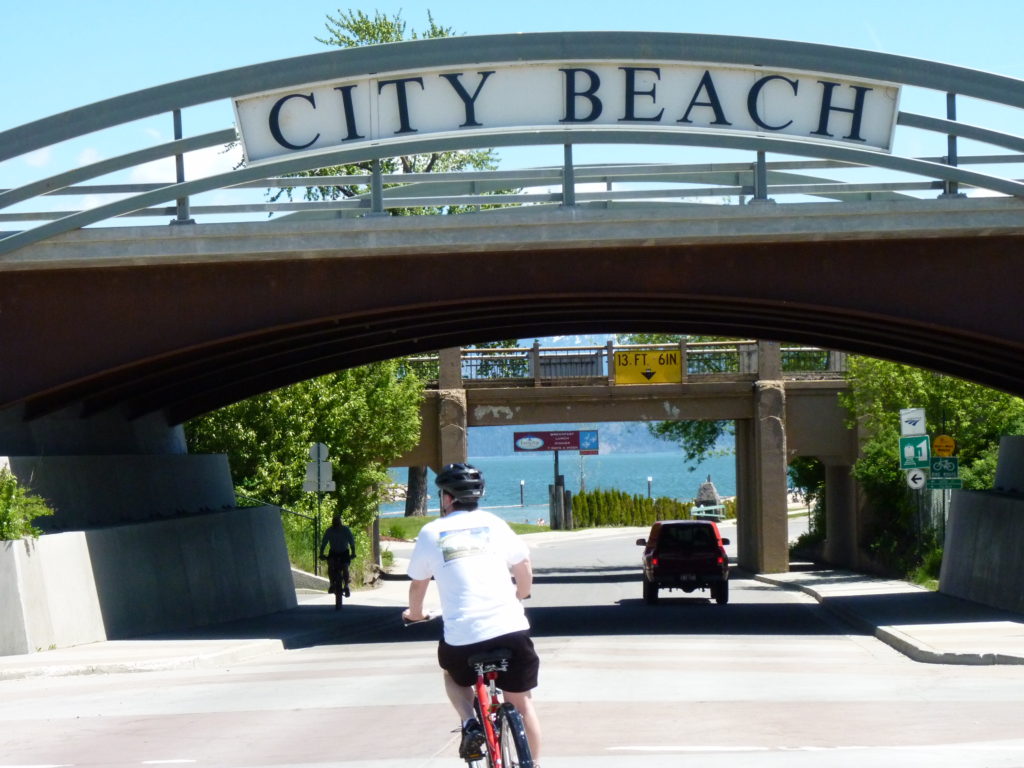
{"left": 185, "top": 362, "right": 423, "bottom": 530}
{"left": 840, "top": 356, "right": 1024, "bottom": 492}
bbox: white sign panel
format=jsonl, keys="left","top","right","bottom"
{"left": 899, "top": 407, "right": 926, "bottom": 436}
{"left": 235, "top": 60, "right": 900, "bottom": 164}
{"left": 906, "top": 469, "right": 926, "bottom": 490}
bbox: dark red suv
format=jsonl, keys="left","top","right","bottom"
{"left": 636, "top": 520, "right": 731, "bottom": 605}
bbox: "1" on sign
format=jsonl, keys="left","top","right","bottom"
{"left": 614, "top": 350, "right": 682, "bottom": 385}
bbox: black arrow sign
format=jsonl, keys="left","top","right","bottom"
{"left": 642, "top": 368, "right": 656, "bottom": 380}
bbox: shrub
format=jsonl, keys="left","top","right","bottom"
{"left": 0, "top": 468, "right": 51, "bottom": 540}
{"left": 572, "top": 488, "right": 693, "bottom": 528}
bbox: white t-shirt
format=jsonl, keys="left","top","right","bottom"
{"left": 406, "top": 508, "right": 530, "bottom": 646}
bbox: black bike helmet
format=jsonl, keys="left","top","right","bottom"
{"left": 435, "top": 462, "right": 485, "bottom": 502}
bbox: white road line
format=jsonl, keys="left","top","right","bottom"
{"left": 608, "top": 746, "right": 769, "bottom": 752}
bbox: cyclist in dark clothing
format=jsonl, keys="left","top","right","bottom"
{"left": 319, "top": 513, "right": 356, "bottom": 600}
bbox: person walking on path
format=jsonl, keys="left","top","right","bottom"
{"left": 319, "top": 513, "right": 356, "bottom": 601}
{"left": 402, "top": 463, "right": 542, "bottom": 765}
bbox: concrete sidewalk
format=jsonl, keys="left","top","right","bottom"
{"left": 756, "top": 569, "right": 1024, "bottom": 665}
{"left": 3, "top": 534, "right": 1023, "bottom": 678}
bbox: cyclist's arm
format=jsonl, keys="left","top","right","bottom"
{"left": 404, "top": 577, "right": 431, "bottom": 622}
{"left": 511, "top": 558, "right": 533, "bottom": 601}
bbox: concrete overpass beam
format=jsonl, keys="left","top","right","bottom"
{"left": 0, "top": 405, "right": 187, "bottom": 456}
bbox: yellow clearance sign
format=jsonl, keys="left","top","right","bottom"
{"left": 614, "top": 349, "right": 682, "bottom": 385}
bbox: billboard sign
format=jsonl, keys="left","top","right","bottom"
{"left": 514, "top": 430, "right": 599, "bottom": 454}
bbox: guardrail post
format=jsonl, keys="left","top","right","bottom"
{"left": 169, "top": 109, "right": 195, "bottom": 225}
{"left": 678, "top": 339, "right": 688, "bottom": 382}
{"left": 757, "top": 340, "right": 782, "bottom": 380}
{"left": 940, "top": 93, "right": 966, "bottom": 199}
{"left": 531, "top": 340, "right": 543, "bottom": 386}
{"left": 438, "top": 347, "right": 463, "bottom": 388}
{"left": 562, "top": 144, "right": 576, "bottom": 207}
{"left": 370, "top": 158, "right": 385, "bottom": 214}
{"left": 748, "top": 150, "right": 775, "bottom": 205}
{"left": 828, "top": 350, "right": 848, "bottom": 372}
{"left": 605, "top": 340, "right": 616, "bottom": 385}
{"left": 739, "top": 342, "right": 757, "bottom": 374}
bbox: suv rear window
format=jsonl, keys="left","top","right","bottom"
{"left": 656, "top": 523, "right": 717, "bottom": 551}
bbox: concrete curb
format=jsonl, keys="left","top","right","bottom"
{"left": 754, "top": 573, "right": 1024, "bottom": 666}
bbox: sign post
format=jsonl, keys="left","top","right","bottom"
{"left": 304, "top": 443, "right": 336, "bottom": 575}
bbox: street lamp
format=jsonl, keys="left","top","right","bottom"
{"left": 520, "top": 479, "right": 525, "bottom": 506}
{"left": 647, "top": 476, "right": 653, "bottom": 498}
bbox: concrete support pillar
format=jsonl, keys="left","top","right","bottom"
{"left": 735, "top": 418, "right": 757, "bottom": 568}
{"left": 823, "top": 462, "right": 858, "bottom": 567}
{"left": 438, "top": 388, "right": 468, "bottom": 466}
{"left": 736, "top": 343, "right": 790, "bottom": 574}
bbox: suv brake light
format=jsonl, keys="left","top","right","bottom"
{"left": 652, "top": 557, "right": 659, "bottom": 566}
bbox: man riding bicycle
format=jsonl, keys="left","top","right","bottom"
{"left": 319, "top": 512, "right": 356, "bottom": 601}
{"left": 403, "top": 463, "right": 542, "bottom": 765}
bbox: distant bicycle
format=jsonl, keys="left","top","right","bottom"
{"left": 404, "top": 614, "right": 534, "bottom": 768}
{"left": 321, "top": 553, "right": 351, "bottom": 610}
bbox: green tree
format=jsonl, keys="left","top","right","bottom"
{"left": 269, "top": 9, "right": 501, "bottom": 213}
{"left": 839, "top": 356, "right": 1024, "bottom": 574}
{"left": 0, "top": 467, "right": 51, "bottom": 540}
{"left": 184, "top": 362, "right": 423, "bottom": 562}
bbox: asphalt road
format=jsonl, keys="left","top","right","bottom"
{"left": 3, "top": 525, "right": 1024, "bottom": 768}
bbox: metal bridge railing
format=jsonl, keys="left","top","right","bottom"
{"left": 401, "top": 342, "right": 845, "bottom": 387}
{"left": 3, "top": 33, "right": 1024, "bottom": 258}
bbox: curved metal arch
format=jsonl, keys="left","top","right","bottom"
{"left": 4, "top": 125, "right": 1023, "bottom": 258}
{"left": 5, "top": 31, "right": 1024, "bottom": 163}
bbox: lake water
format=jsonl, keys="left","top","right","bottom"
{"left": 383, "top": 450, "right": 736, "bottom": 523}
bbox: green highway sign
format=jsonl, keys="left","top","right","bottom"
{"left": 899, "top": 435, "right": 931, "bottom": 470}
{"left": 927, "top": 478, "right": 963, "bottom": 490}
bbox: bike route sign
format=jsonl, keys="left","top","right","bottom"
{"left": 930, "top": 456, "right": 959, "bottom": 479}
{"left": 927, "top": 456, "right": 962, "bottom": 489}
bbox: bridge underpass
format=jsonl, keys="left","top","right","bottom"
{"left": 394, "top": 343, "right": 858, "bottom": 575}
{"left": 3, "top": 31, "right": 1024, "bottom": 651}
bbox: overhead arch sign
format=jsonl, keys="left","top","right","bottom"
{"left": 234, "top": 60, "right": 900, "bottom": 164}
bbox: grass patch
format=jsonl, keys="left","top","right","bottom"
{"left": 382, "top": 515, "right": 549, "bottom": 540}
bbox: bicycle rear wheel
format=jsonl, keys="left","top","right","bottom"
{"left": 498, "top": 703, "right": 533, "bottom": 768}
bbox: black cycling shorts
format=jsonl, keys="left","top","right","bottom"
{"left": 438, "top": 629, "right": 539, "bottom": 692}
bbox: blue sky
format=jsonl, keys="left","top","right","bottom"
{"left": 3, "top": 1, "right": 1023, "bottom": 209}
{"left": 4, "top": 0, "right": 1022, "bottom": 124}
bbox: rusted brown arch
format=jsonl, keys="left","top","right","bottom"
{"left": 22, "top": 293, "right": 1022, "bottom": 425}
{"left": 5, "top": 234, "right": 1024, "bottom": 422}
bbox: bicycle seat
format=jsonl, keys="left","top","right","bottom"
{"left": 467, "top": 648, "right": 513, "bottom": 667}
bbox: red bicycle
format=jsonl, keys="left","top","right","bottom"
{"left": 465, "top": 647, "right": 534, "bottom": 768}
{"left": 403, "top": 614, "right": 534, "bottom": 767}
